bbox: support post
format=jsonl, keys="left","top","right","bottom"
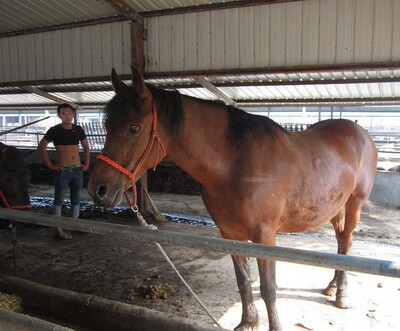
{"left": 131, "top": 18, "right": 147, "bottom": 211}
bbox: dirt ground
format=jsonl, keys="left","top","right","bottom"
{"left": 0, "top": 181, "right": 400, "bottom": 331}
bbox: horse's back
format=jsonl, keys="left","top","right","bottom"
{"left": 303, "top": 119, "right": 377, "bottom": 194}
{"left": 306, "top": 118, "right": 371, "bottom": 142}
{"left": 303, "top": 119, "right": 375, "bottom": 157}
{"left": 306, "top": 118, "right": 376, "bottom": 158}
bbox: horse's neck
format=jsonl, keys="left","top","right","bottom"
{"left": 165, "top": 98, "right": 231, "bottom": 185}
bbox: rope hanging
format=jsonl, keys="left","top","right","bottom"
{"left": 133, "top": 208, "right": 222, "bottom": 328}
{"left": 96, "top": 101, "right": 222, "bottom": 328}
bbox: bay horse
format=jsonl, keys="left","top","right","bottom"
{"left": 88, "top": 67, "right": 378, "bottom": 331}
{"left": 0, "top": 142, "right": 31, "bottom": 210}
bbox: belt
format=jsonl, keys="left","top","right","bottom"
{"left": 63, "top": 165, "right": 82, "bottom": 172}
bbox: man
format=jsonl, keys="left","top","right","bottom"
{"left": 38, "top": 103, "right": 90, "bottom": 239}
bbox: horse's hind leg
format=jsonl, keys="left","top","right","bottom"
{"left": 323, "top": 210, "right": 343, "bottom": 297}
{"left": 257, "top": 258, "right": 282, "bottom": 331}
{"left": 231, "top": 255, "right": 259, "bottom": 331}
{"left": 325, "top": 196, "right": 364, "bottom": 309}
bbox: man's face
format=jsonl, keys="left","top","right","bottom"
{"left": 58, "top": 107, "right": 75, "bottom": 124}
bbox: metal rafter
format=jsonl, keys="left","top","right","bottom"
{"left": 194, "top": 77, "right": 236, "bottom": 106}
{"left": 104, "top": 0, "right": 142, "bottom": 22}
{"left": 20, "top": 86, "right": 80, "bottom": 109}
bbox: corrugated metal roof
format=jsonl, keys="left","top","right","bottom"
{"left": 125, "top": 0, "right": 240, "bottom": 13}
{"left": 0, "top": 0, "right": 120, "bottom": 33}
{"left": 0, "top": 93, "right": 57, "bottom": 105}
{"left": 2, "top": 68, "right": 400, "bottom": 109}
{"left": 0, "top": 0, "right": 399, "bottom": 110}
{"left": 0, "top": 0, "right": 241, "bottom": 34}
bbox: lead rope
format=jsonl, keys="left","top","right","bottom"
{"left": 97, "top": 102, "right": 222, "bottom": 328}
{"left": 131, "top": 206, "right": 223, "bottom": 328}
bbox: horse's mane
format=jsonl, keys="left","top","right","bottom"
{"left": 227, "top": 106, "right": 287, "bottom": 143}
{"left": 103, "top": 84, "right": 285, "bottom": 143}
{"left": 103, "top": 84, "right": 183, "bottom": 137}
{"left": 149, "top": 89, "right": 286, "bottom": 143}
{"left": 0, "top": 142, "right": 20, "bottom": 157}
{"left": 146, "top": 85, "right": 183, "bottom": 137}
{"left": 0, "top": 143, "right": 27, "bottom": 176}
{"left": 103, "top": 88, "right": 142, "bottom": 130}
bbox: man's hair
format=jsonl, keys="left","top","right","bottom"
{"left": 57, "top": 103, "right": 75, "bottom": 115}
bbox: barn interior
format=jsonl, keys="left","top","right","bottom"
{"left": 0, "top": 1, "right": 399, "bottom": 331}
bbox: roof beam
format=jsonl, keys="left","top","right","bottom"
{"left": 104, "top": 0, "right": 142, "bottom": 22}
{"left": 149, "top": 76, "right": 400, "bottom": 90}
{"left": 0, "top": 16, "right": 127, "bottom": 39}
{"left": 20, "top": 86, "right": 80, "bottom": 109}
{"left": 2, "top": 76, "right": 400, "bottom": 96}
{"left": 1, "top": 62, "right": 399, "bottom": 88}
{"left": 194, "top": 77, "right": 236, "bottom": 106}
{"left": 1, "top": 75, "right": 399, "bottom": 93}
{"left": 236, "top": 97, "right": 400, "bottom": 107}
{"left": 145, "top": 62, "right": 400, "bottom": 79}
{"left": 141, "top": 0, "right": 302, "bottom": 18}
{"left": 3, "top": 96, "right": 400, "bottom": 110}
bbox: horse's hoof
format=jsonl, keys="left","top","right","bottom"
{"left": 334, "top": 297, "right": 351, "bottom": 309}
{"left": 234, "top": 324, "right": 252, "bottom": 331}
{"left": 234, "top": 321, "right": 259, "bottom": 331}
{"left": 322, "top": 285, "right": 336, "bottom": 296}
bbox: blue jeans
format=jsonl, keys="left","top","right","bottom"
{"left": 53, "top": 169, "right": 83, "bottom": 218}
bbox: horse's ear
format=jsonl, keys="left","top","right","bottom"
{"left": 131, "top": 66, "right": 145, "bottom": 95}
{"left": 111, "top": 68, "right": 127, "bottom": 93}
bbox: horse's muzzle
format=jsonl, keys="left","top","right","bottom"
{"left": 89, "top": 183, "right": 124, "bottom": 208}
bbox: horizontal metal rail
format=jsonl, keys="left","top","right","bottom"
{"left": 1, "top": 208, "right": 399, "bottom": 278}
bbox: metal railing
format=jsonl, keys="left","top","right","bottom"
{"left": 0, "top": 124, "right": 104, "bottom": 152}
{"left": 1, "top": 208, "right": 399, "bottom": 278}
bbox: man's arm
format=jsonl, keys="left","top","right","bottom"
{"left": 38, "top": 138, "right": 59, "bottom": 170}
{"left": 81, "top": 138, "right": 90, "bottom": 172}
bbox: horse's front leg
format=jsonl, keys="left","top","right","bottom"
{"left": 257, "top": 258, "right": 282, "bottom": 331}
{"left": 231, "top": 255, "right": 259, "bottom": 331}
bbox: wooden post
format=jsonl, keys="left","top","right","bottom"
{"left": 131, "top": 18, "right": 148, "bottom": 212}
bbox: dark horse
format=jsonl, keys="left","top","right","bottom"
{"left": 0, "top": 142, "right": 31, "bottom": 210}
{"left": 88, "top": 67, "right": 378, "bottom": 331}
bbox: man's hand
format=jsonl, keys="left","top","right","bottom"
{"left": 48, "top": 164, "right": 64, "bottom": 171}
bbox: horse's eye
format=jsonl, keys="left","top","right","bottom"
{"left": 129, "top": 125, "right": 141, "bottom": 134}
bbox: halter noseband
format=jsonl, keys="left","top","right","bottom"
{"left": 0, "top": 147, "right": 33, "bottom": 210}
{"left": 96, "top": 102, "right": 166, "bottom": 209}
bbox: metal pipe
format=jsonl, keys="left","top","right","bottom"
{"left": 0, "top": 116, "right": 50, "bottom": 136}
{"left": 1, "top": 208, "right": 399, "bottom": 278}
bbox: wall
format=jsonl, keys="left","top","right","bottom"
{"left": 369, "top": 171, "right": 400, "bottom": 207}
{"left": 0, "top": 21, "right": 132, "bottom": 83}
{"left": 2, "top": 0, "right": 400, "bottom": 83}
{"left": 145, "top": 0, "right": 400, "bottom": 72}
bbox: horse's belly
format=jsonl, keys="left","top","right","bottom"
{"left": 279, "top": 211, "right": 335, "bottom": 233}
{"left": 278, "top": 197, "right": 346, "bottom": 233}
{"left": 276, "top": 170, "right": 354, "bottom": 233}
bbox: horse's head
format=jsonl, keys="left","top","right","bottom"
{"left": 0, "top": 144, "right": 31, "bottom": 209}
{"left": 88, "top": 67, "right": 165, "bottom": 208}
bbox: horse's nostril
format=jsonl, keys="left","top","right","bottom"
{"left": 97, "top": 185, "right": 108, "bottom": 199}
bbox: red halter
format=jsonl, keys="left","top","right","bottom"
{"left": 0, "top": 147, "right": 33, "bottom": 210}
{"left": 96, "top": 102, "right": 166, "bottom": 209}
